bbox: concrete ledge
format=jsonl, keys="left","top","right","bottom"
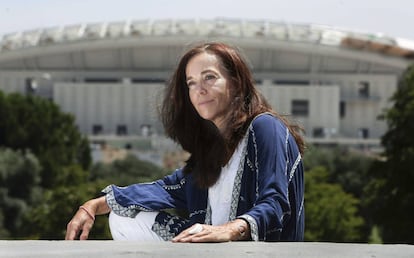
{"left": 1, "top": 241, "right": 413, "bottom": 258}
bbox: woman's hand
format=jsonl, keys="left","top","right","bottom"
{"left": 172, "top": 219, "right": 249, "bottom": 243}
{"left": 65, "top": 196, "right": 109, "bottom": 240}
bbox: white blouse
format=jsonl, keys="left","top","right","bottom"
{"left": 208, "top": 138, "right": 247, "bottom": 226}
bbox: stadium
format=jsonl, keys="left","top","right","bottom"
{"left": 1, "top": 18, "right": 413, "bottom": 162}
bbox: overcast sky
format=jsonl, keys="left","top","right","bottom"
{"left": 0, "top": 0, "right": 413, "bottom": 40}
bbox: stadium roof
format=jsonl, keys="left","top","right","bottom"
{"left": 0, "top": 18, "right": 413, "bottom": 72}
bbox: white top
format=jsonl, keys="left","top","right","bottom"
{"left": 208, "top": 138, "right": 246, "bottom": 226}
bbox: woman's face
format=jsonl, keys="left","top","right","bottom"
{"left": 185, "top": 52, "right": 233, "bottom": 130}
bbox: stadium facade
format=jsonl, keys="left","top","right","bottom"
{"left": 1, "top": 18, "right": 413, "bottom": 154}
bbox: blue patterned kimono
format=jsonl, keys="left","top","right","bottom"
{"left": 102, "top": 113, "right": 304, "bottom": 241}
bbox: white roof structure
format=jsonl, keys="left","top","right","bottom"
{"left": 0, "top": 18, "right": 413, "bottom": 72}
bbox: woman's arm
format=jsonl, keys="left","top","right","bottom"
{"left": 242, "top": 114, "right": 301, "bottom": 241}
{"left": 65, "top": 196, "right": 110, "bottom": 240}
{"left": 103, "top": 168, "right": 188, "bottom": 217}
{"left": 66, "top": 168, "right": 190, "bottom": 240}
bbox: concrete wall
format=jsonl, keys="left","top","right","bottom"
{"left": 54, "top": 82, "right": 164, "bottom": 135}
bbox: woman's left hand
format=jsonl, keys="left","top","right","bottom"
{"left": 172, "top": 219, "right": 248, "bottom": 243}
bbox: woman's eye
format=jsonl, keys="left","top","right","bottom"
{"left": 205, "top": 74, "right": 216, "bottom": 81}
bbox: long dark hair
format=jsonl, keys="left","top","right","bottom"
{"left": 161, "top": 42, "right": 305, "bottom": 188}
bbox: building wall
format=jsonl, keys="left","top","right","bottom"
{"left": 54, "top": 82, "right": 164, "bottom": 135}
{"left": 0, "top": 69, "right": 397, "bottom": 144}
{"left": 258, "top": 84, "right": 340, "bottom": 138}
{"left": 322, "top": 73, "right": 397, "bottom": 139}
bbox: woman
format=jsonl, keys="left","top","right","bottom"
{"left": 65, "top": 42, "right": 305, "bottom": 242}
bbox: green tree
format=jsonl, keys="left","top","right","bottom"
{"left": 364, "top": 64, "right": 414, "bottom": 243}
{"left": 90, "top": 154, "right": 167, "bottom": 186}
{"left": 23, "top": 177, "right": 110, "bottom": 240}
{"left": 0, "top": 148, "right": 42, "bottom": 239}
{"left": 304, "top": 145, "right": 376, "bottom": 241}
{"left": 0, "top": 91, "right": 91, "bottom": 188}
{"left": 304, "top": 145, "right": 373, "bottom": 198}
{"left": 0, "top": 212, "right": 8, "bottom": 238}
{"left": 305, "top": 166, "right": 364, "bottom": 242}
{"left": 0, "top": 90, "right": 92, "bottom": 239}
{"left": 24, "top": 154, "right": 168, "bottom": 240}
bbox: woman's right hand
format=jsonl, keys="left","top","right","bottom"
{"left": 65, "top": 196, "right": 109, "bottom": 240}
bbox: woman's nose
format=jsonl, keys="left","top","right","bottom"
{"left": 196, "top": 83, "right": 207, "bottom": 94}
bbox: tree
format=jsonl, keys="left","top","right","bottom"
{"left": 89, "top": 154, "right": 167, "bottom": 186}
{"left": 0, "top": 91, "right": 91, "bottom": 188}
{"left": 304, "top": 144, "right": 378, "bottom": 241}
{"left": 22, "top": 175, "right": 111, "bottom": 240}
{"left": 364, "top": 64, "right": 414, "bottom": 243}
{"left": 0, "top": 90, "right": 93, "bottom": 239}
{"left": 305, "top": 166, "right": 364, "bottom": 242}
{"left": 22, "top": 154, "right": 168, "bottom": 240}
{"left": 0, "top": 148, "right": 42, "bottom": 239}
{"left": 304, "top": 145, "right": 374, "bottom": 198}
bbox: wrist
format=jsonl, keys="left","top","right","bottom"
{"left": 229, "top": 219, "right": 249, "bottom": 241}
{"left": 84, "top": 196, "right": 110, "bottom": 215}
{"left": 79, "top": 206, "right": 95, "bottom": 221}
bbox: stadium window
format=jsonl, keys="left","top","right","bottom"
{"left": 84, "top": 78, "right": 120, "bottom": 83}
{"left": 313, "top": 127, "right": 325, "bottom": 138}
{"left": 273, "top": 80, "right": 310, "bottom": 86}
{"left": 358, "top": 81, "right": 370, "bottom": 98}
{"left": 117, "top": 125, "right": 128, "bottom": 136}
{"left": 132, "top": 78, "right": 165, "bottom": 83}
{"left": 92, "top": 124, "right": 103, "bottom": 135}
{"left": 25, "top": 78, "right": 37, "bottom": 95}
{"left": 358, "top": 128, "right": 369, "bottom": 139}
{"left": 291, "top": 99, "right": 309, "bottom": 117}
{"left": 340, "top": 101, "right": 346, "bottom": 118}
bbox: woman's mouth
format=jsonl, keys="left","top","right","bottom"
{"left": 198, "top": 99, "right": 214, "bottom": 106}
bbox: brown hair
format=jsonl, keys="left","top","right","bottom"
{"left": 161, "top": 42, "right": 305, "bottom": 188}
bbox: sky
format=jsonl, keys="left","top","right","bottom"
{"left": 0, "top": 0, "right": 413, "bottom": 40}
